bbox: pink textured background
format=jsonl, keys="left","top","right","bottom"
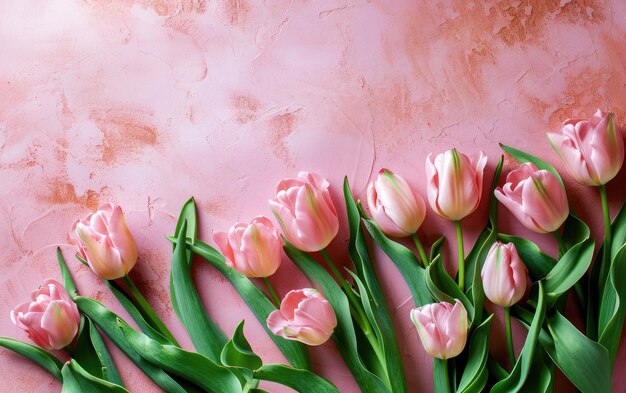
{"left": 1, "top": 1, "right": 625, "bottom": 392}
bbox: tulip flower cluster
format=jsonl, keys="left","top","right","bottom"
{"left": 2, "top": 109, "right": 624, "bottom": 393}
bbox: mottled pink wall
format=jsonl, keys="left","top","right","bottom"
{"left": 1, "top": 0, "right": 625, "bottom": 392}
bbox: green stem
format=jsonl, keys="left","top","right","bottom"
{"left": 504, "top": 307, "right": 515, "bottom": 370}
{"left": 411, "top": 233, "right": 429, "bottom": 268}
{"left": 552, "top": 230, "right": 566, "bottom": 258}
{"left": 442, "top": 358, "right": 452, "bottom": 393}
{"left": 263, "top": 277, "right": 281, "bottom": 308}
{"left": 122, "top": 275, "right": 179, "bottom": 346}
{"left": 320, "top": 249, "right": 388, "bottom": 386}
{"left": 455, "top": 220, "right": 465, "bottom": 292}
{"left": 599, "top": 184, "right": 612, "bottom": 294}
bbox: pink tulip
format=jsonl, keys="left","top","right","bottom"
{"left": 495, "top": 163, "right": 569, "bottom": 233}
{"left": 267, "top": 289, "right": 337, "bottom": 346}
{"left": 71, "top": 203, "right": 138, "bottom": 280}
{"left": 269, "top": 172, "right": 339, "bottom": 252}
{"left": 547, "top": 110, "right": 624, "bottom": 186}
{"left": 213, "top": 216, "right": 283, "bottom": 278}
{"left": 410, "top": 300, "right": 468, "bottom": 359}
{"left": 366, "top": 169, "right": 427, "bottom": 237}
{"left": 481, "top": 242, "right": 527, "bottom": 307}
{"left": 10, "top": 279, "right": 81, "bottom": 350}
{"left": 425, "top": 149, "right": 488, "bottom": 221}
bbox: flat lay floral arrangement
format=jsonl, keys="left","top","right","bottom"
{"left": 2, "top": 109, "right": 625, "bottom": 393}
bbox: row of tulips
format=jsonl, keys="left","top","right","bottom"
{"left": 2, "top": 109, "right": 625, "bottom": 393}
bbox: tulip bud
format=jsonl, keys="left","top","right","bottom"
{"left": 269, "top": 172, "right": 339, "bottom": 252}
{"left": 481, "top": 242, "right": 527, "bottom": 307}
{"left": 547, "top": 110, "right": 624, "bottom": 186}
{"left": 366, "top": 169, "right": 426, "bottom": 237}
{"left": 71, "top": 203, "right": 138, "bottom": 280}
{"left": 410, "top": 300, "right": 468, "bottom": 359}
{"left": 425, "top": 149, "right": 488, "bottom": 221}
{"left": 267, "top": 289, "right": 337, "bottom": 346}
{"left": 10, "top": 279, "right": 81, "bottom": 350}
{"left": 213, "top": 216, "right": 283, "bottom": 278}
{"left": 494, "top": 163, "right": 569, "bottom": 233}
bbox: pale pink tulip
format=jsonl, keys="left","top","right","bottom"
{"left": 71, "top": 203, "right": 138, "bottom": 280}
{"left": 481, "top": 242, "right": 527, "bottom": 307}
{"left": 269, "top": 172, "right": 339, "bottom": 252}
{"left": 366, "top": 169, "right": 426, "bottom": 237}
{"left": 495, "top": 163, "right": 569, "bottom": 233}
{"left": 267, "top": 289, "right": 337, "bottom": 346}
{"left": 213, "top": 216, "right": 283, "bottom": 278}
{"left": 547, "top": 110, "right": 624, "bottom": 186}
{"left": 10, "top": 279, "right": 80, "bottom": 350}
{"left": 425, "top": 149, "right": 488, "bottom": 220}
{"left": 410, "top": 300, "right": 468, "bottom": 359}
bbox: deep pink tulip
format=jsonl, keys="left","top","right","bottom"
{"left": 481, "top": 242, "right": 527, "bottom": 307}
{"left": 425, "top": 149, "right": 488, "bottom": 220}
{"left": 71, "top": 203, "right": 138, "bottom": 280}
{"left": 213, "top": 216, "right": 283, "bottom": 278}
{"left": 269, "top": 172, "right": 339, "bottom": 252}
{"left": 267, "top": 289, "right": 337, "bottom": 346}
{"left": 410, "top": 300, "right": 468, "bottom": 359}
{"left": 547, "top": 110, "right": 624, "bottom": 186}
{"left": 495, "top": 163, "right": 569, "bottom": 233}
{"left": 366, "top": 169, "right": 426, "bottom": 237}
{"left": 10, "top": 279, "right": 80, "bottom": 350}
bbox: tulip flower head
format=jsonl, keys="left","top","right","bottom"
{"left": 410, "top": 300, "right": 468, "bottom": 359}
{"left": 213, "top": 216, "right": 283, "bottom": 278}
{"left": 481, "top": 242, "right": 527, "bottom": 307}
{"left": 425, "top": 149, "right": 488, "bottom": 221}
{"left": 71, "top": 203, "right": 138, "bottom": 280}
{"left": 10, "top": 279, "right": 81, "bottom": 350}
{"left": 547, "top": 110, "right": 624, "bottom": 186}
{"left": 267, "top": 289, "right": 337, "bottom": 346}
{"left": 494, "top": 163, "right": 569, "bottom": 233}
{"left": 366, "top": 169, "right": 427, "bottom": 237}
{"left": 269, "top": 172, "right": 339, "bottom": 252}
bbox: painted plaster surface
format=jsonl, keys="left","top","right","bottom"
{"left": 1, "top": 1, "right": 625, "bottom": 392}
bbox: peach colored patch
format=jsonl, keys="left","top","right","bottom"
{"left": 90, "top": 109, "right": 159, "bottom": 164}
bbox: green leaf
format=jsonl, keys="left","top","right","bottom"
{"left": 88, "top": 316, "right": 123, "bottom": 386}
{"left": 253, "top": 364, "right": 340, "bottom": 393}
{"left": 561, "top": 214, "right": 590, "bottom": 249}
{"left": 221, "top": 321, "right": 263, "bottom": 371}
{"left": 74, "top": 296, "right": 188, "bottom": 393}
{"left": 118, "top": 318, "right": 242, "bottom": 393}
{"left": 425, "top": 255, "right": 474, "bottom": 323}
{"left": 430, "top": 236, "right": 446, "bottom": 263}
{"left": 498, "top": 234, "right": 556, "bottom": 281}
{"left": 168, "top": 237, "right": 311, "bottom": 370}
{"left": 67, "top": 316, "right": 109, "bottom": 380}
{"left": 283, "top": 242, "right": 390, "bottom": 393}
{"left": 588, "top": 199, "right": 626, "bottom": 339}
{"left": 543, "top": 238, "right": 594, "bottom": 305}
{"left": 344, "top": 179, "right": 407, "bottom": 393}
{"left": 500, "top": 144, "right": 564, "bottom": 188}
{"left": 0, "top": 337, "right": 63, "bottom": 381}
{"left": 490, "top": 281, "right": 545, "bottom": 393}
{"left": 598, "top": 243, "right": 626, "bottom": 365}
{"left": 61, "top": 360, "right": 129, "bottom": 393}
{"left": 457, "top": 315, "right": 493, "bottom": 393}
{"left": 170, "top": 197, "right": 198, "bottom": 326}
{"left": 171, "top": 220, "right": 227, "bottom": 361}
{"left": 544, "top": 311, "right": 611, "bottom": 393}
{"left": 359, "top": 216, "right": 432, "bottom": 307}
{"left": 61, "top": 362, "right": 82, "bottom": 393}
{"left": 104, "top": 280, "right": 172, "bottom": 345}
{"left": 519, "top": 348, "right": 553, "bottom": 393}
{"left": 57, "top": 248, "right": 77, "bottom": 298}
